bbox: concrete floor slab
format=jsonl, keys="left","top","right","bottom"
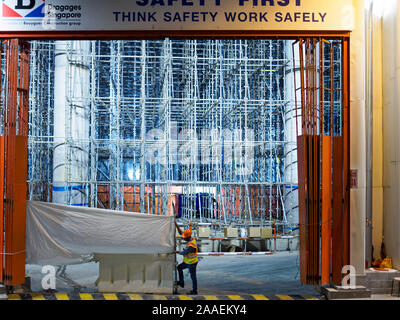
{"left": 21, "top": 252, "right": 400, "bottom": 300}
{"left": 25, "top": 251, "right": 320, "bottom": 296}
{"left": 195, "top": 252, "right": 319, "bottom": 296}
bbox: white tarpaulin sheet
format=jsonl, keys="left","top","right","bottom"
{"left": 26, "top": 201, "right": 175, "bottom": 266}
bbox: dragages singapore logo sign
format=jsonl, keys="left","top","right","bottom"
{"left": 2, "top": 0, "right": 45, "bottom": 18}
{"left": 1, "top": 0, "right": 83, "bottom": 28}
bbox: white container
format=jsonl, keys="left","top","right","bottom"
{"left": 260, "top": 227, "right": 273, "bottom": 239}
{"left": 224, "top": 227, "right": 238, "bottom": 238}
{"left": 198, "top": 227, "right": 211, "bottom": 238}
{"left": 248, "top": 227, "right": 261, "bottom": 238}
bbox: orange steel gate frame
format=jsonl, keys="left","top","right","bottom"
{"left": 294, "top": 38, "right": 350, "bottom": 286}
{"left": 0, "top": 39, "right": 30, "bottom": 286}
{"left": 0, "top": 32, "right": 350, "bottom": 288}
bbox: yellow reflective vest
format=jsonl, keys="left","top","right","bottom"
{"left": 183, "top": 239, "right": 198, "bottom": 264}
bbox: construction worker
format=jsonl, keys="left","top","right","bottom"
{"left": 174, "top": 220, "right": 198, "bottom": 295}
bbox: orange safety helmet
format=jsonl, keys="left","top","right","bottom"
{"left": 182, "top": 229, "right": 192, "bottom": 239}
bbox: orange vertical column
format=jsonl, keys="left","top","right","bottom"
{"left": 2, "top": 39, "right": 30, "bottom": 286}
{"left": 321, "top": 135, "right": 332, "bottom": 286}
{"left": 332, "top": 136, "right": 344, "bottom": 284}
{"left": 14, "top": 40, "right": 30, "bottom": 286}
{"left": 297, "top": 135, "right": 308, "bottom": 284}
{"left": 342, "top": 38, "right": 351, "bottom": 267}
{"left": 4, "top": 39, "right": 19, "bottom": 286}
{"left": 9, "top": 136, "right": 28, "bottom": 285}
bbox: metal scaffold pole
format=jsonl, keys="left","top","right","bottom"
{"left": 25, "top": 39, "right": 308, "bottom": 240}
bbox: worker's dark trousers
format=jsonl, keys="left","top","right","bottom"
{"left": 177, "top": 262, "right": 198, "bottom": 291}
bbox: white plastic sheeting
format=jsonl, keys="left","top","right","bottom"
{"left": 26, "top": 201, "right": 175, "bottom": 266}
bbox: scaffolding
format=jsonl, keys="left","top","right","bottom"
{"left": 27, "top": 39, "right": 298, "bottom": 233}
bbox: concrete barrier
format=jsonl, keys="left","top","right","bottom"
{"left": 95, "top": 254, "right": 174, "bottom": 294}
